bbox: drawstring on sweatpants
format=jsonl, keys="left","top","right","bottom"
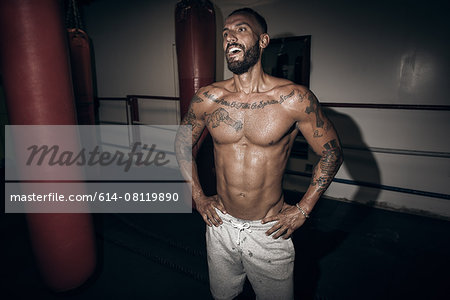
{"left": 230, "top": 220, "right": 252, "bottom": 245}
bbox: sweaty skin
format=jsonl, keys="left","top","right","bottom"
{"left": 175, "top": 13, "right": 343, "bottom": 239}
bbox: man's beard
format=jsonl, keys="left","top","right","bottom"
{"left": 226, "top": 39, "right": 261, "bottom": 75}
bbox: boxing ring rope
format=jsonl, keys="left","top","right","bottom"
{"left": 319, "top": 102, "right": 450, "bottom": 157}
{"left": 95, "top": 96, "right": 450, "bottom": 201}
{"left": 97, "top": 96, "right": 450, "bottom": 118}
{"left": 321, "top": 102, "right": 450, "bottom": 111}
{"left": 285, "top": 170, "right": 450, "bottom": 200}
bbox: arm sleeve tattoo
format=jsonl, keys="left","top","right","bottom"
{"left": 310, "top": 139, "right": 343, "bottom": 192}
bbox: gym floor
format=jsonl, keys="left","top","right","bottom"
{"left": 3, "top": 191, "right": 449, "bottom": 300}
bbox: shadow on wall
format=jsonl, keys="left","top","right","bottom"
{"left": 291, "top": 107, "right": 381, "bottom": 299}
{"left": 326, "top": 107, "right": 382, "bottom": 207}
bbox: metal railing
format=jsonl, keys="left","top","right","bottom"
{"left": 97, "top": 96, "right": 181, "bottom": 125}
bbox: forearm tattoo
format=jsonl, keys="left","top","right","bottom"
{"left": 175, "top": 123, "right": 193, "bottom": 163}
{"left": 310, "top": 139, "right": 343, "bottom": 192}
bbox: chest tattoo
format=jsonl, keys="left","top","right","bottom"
{"left": 204, "top": 108, "right": 243, "bottom": 132}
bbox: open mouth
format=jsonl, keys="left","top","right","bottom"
{"left": 227, "top": 45, "right": 243, "bottom": 56}
{"left": 229, "top": 47, "right": 242, "bottom": 54}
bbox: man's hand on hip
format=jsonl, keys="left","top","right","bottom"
{"left": 195, "top": 195, "right": 227, "bottom": 227}
{"left": 261, "top": 203, "right": 306, "bottom": 239}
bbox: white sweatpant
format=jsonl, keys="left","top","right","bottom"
{"left": 206, "top": 208, "right": 295, "bottom": 300}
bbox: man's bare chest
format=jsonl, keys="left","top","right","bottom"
{"left": 201, "top": 91, "right": 296, "bottom": 145}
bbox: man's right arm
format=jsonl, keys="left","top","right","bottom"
{"left": 175, "top": 89, "right": 226, "bottom": 226}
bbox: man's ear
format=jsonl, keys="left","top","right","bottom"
{"left": 259, "top": 33, "right": 270, "bottom": 49}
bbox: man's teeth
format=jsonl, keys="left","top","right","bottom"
{"left": 229, "top": 47, "right": 241, "bottom": 54}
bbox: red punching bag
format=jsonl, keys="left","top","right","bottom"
{"left": 67, "top": 28, "right": 97, "bottom": 125}
{"left": 66, "top": 0, "right": 97, "bottom": 125}
{"left": 0, "top": 0, "right": 96, "bottom": 292}
{"left": 175, "top": 0, "right": 215, "bottom": 119}
{"left": 175, "top": 0, "right": 215, "bottom": 150}
{"left": 175, "top": 0, "right": 217, "bottom": 197}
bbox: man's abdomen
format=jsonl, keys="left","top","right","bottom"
{"left": 214, "top": 144, "right": 288, "bottom": 220}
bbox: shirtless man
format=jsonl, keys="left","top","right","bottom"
{"left": 175, "top": 8, "right": 343, "bottom": 300}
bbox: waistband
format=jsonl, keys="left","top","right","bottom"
{"left": 215, "top": 207, "right": 276, "bottom": 231}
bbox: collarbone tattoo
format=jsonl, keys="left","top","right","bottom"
{"left": 202, "top": 89, "right": 296, "bottom": 110}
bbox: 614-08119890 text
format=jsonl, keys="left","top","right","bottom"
{"left": 98, "top": 192, "right": 179, "bottom": 202}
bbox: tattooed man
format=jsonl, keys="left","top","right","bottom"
{"left": 176, "top": 7, "right": 343, "bottom": 300}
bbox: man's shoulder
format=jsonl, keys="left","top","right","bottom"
{"left": 267, "top": 77, "right": 309, "bottom": 98}
{"left": 265, "top": 77, "right": 317, "bottom": 115}
{"left": 202, "top": 79, "right": 233, "bottom": 92}
{"left": 189, "top": 80, "right": 230, "bottom": 110}
{"left": 198, "top": 79, "right": 231, "bottom": 92}
{"left": 196, "top": 79, "right": 233, "bottom": 99}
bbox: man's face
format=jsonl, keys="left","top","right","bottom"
{"left": 223, "top": 14, "right": 262, "bottom": 75}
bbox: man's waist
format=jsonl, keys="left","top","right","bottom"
{"left": 217, "top": 190, "right": 284, "bottom": 221}
{"left": 214, "top": 207, "right": 276, "bottom": 231}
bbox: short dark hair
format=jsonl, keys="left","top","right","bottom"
{"left": 228, "top": 8, "right": 267, "bottom": 34}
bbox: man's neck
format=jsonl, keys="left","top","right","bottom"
{"left": 232, "top": 61, "right": 268, "bottom": 94}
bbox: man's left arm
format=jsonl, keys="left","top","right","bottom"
{"left": 262, "top": 87, "right": 343, "bottom": 238}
